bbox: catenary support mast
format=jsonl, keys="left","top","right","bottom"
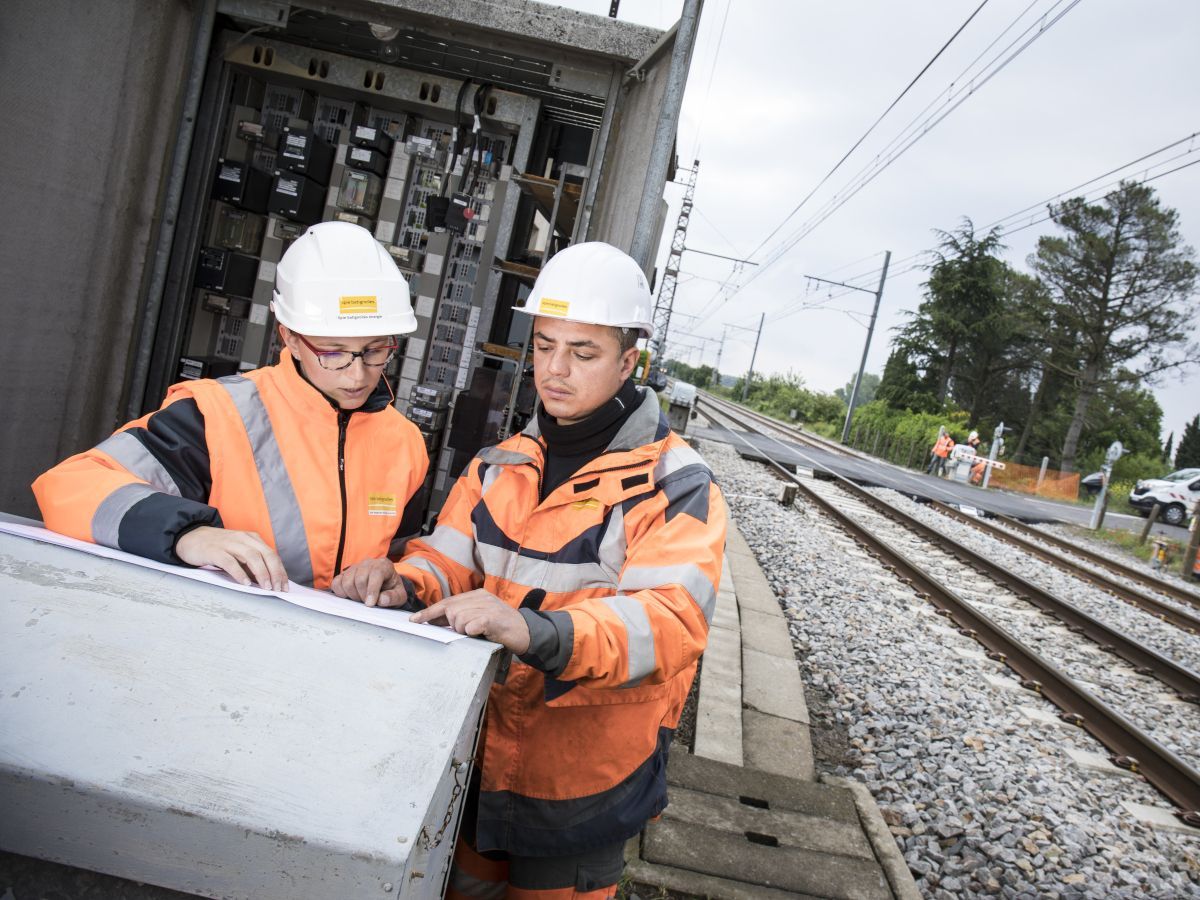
{"left": 650, "top": 159, "right": 699, "bottom": 360}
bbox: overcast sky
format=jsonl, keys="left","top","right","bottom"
{"left": 548, "top": 0, "right": 1200, "bottom": 447}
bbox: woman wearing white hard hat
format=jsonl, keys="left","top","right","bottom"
{"left": 35, "top": 222, "right": 429, "bottom": 592}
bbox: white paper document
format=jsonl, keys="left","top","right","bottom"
{"left": 0, "top": 521, "right": 463, "bottom": 644}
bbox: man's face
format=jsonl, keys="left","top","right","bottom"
{"left": 531, "top": 317, "right": 638, "bottom": 425}
{"left": 281, "top": 326, "right": 394, "bottom": 410}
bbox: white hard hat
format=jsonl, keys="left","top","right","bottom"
{"left": 514, "top": 242, "right": 654, "bottom": 338}
{"left": 272, "top": 221, "right": 417, "bottom": 336}
{"left": 968, "top": 431, "right": 979, "bottom": 441}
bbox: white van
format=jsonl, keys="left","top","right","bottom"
{"left": 1129, "top": 467, "right": 1200, "bottom": 526}
{"left": 669, "top": 381, "right": 697, "bottom": 408}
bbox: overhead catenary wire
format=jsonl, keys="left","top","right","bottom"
{"left": 744, "top": 0, "right": 993, "bottom": 261}
{"left": 682, "top": 0, "right": 1078, "bottom": 332}
{"left": 753, "top": 132, "right": 1200, "bottom": 324}
{"left": 710, "top": 133, "right": 1200, "bottom": 331}
{"left": 769, "top": 154, "right": 1200, "bottom": 319}
{"left": 686, "top": 0, "right": 735, "bottom": 163}
{"left": 738, "top": 0, "right": 1086, "bottom": 295}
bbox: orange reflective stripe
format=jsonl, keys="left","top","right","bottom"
{"left": 448, "top": 836, "right": 508, "bottom": 899}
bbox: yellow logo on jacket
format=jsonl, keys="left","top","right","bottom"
{"left": 339, "top": 295, "right": 379, "bottom": 316}
{"left": 538, "top": 297, "right": 569, "bottom": 317}
{"left": 367, "top": 492, "right": 397, "bottom": 516}
{"left": 571, "top": 498, "right": 600, "bottom": 511}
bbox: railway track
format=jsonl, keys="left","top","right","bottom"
{"left": 699, "top": 391, "right": 1200, "bottom": 634}
{"left": 696, "top": 394, "right": 1200, "bottom": 822}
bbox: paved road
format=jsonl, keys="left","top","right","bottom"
{"left": 689, "top": 420, "right": 1190, "bottom": 540}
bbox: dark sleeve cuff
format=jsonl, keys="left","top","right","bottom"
{"left": 116, "top": 493, "right": 222, "bottom": 565}
{"left": 517, "top": 609, "right": 574, "bottom": 676}
{"left": 397, "top": 575, "right": 425, "bottom": 612}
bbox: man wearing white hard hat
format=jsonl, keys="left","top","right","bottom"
{"left": 334, "top": 242, "right": 728, "bottom": 898}
{"left": 34, "top": 221, "right": 429, "bottom": 592}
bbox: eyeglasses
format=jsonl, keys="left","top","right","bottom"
{"left": 296, "top": 334, "right": 399, "bottom": 370}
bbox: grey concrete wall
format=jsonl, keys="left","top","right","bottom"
{"left": 0, "top": 0, "right": 193, "bottom": 516}
{"left": 586, "top": 58, "right": 672, "bottom": 258}
{"left": 346, "top": 0, "right": 660, "bottom": 61}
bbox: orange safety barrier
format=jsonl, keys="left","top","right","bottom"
{"left": 986, "top": 460, "right": 1080, "bottom": 501}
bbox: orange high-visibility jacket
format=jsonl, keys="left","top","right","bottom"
{"left": 33, "top": 350, "right": 428, "bottom": 588}
{"left": 396, "top": 388, "right": 727, "bottom": 856}
{"left": 933, "top": 434, "right": 953, "bottom": 458}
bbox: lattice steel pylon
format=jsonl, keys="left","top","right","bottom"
{"left": 650, "top": 159, "right": 698, "bottom": 362}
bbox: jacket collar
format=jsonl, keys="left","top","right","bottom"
{"left": 479, "top": 387, "right": 670, "bottom": 471}
{"left": 520, "top": 386, "right": 665, "bottom": 450}
{"left": 277, "top": 347, "right": 394, "bottom": 418}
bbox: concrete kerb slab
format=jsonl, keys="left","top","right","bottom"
{"left": 743, "top": 707, "right": 815, "bottom": 782}
{"left": 743, "top": 646, "right": 810, "bottom": 725}
{"left": 694, "top": 616, "right": 744, "bottom": 766}
{"left": 741, "top": 607, "right": 798, "bottom": 659}
{"left": 638, "top": 753, "right": 895, "bottom": 899}
{"left": 733, "top": 574, "right": 785, "bottom": 617}
{"left": 623, "top": 845, "right": 811, "bottom": 900}
{"left": 821, "top": 775, "right": 923, "bottom": 900}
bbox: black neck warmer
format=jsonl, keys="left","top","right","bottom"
{"left": 537, "top": 378, "right": 641, "bottom": 499}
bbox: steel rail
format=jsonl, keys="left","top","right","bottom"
{"left": 699, "top": 391, "right": 1200, "bottom": 634}
{"left": 993, "top": 511, "right": 1200, "bottom": 612}
{"left": 699, "top": 398, "right": 1200, "bottom": 816}
{"left": 699, "top": 396, "right": 1200, "bottom": 699}
{"left": 928, "top": 500, "right": 1200, "bottom": 633}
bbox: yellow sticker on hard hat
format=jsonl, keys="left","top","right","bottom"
{"left": 367, "top": 492, "right": 397, "bottom": 517}
{"left": 538, "top": 297, "right": 570, "bottom": 317}
{"left": 339, "top": 295, "right": 379, "bottom": 315}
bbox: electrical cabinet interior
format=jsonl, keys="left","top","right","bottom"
{"left": 149, "top": 6, "right": 657, "bottom": 518}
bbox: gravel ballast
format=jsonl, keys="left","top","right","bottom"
{"left": 700, "top": 436, "right": 1200, "bottom": 900}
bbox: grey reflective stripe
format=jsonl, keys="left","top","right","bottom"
{"left": 476, "top": 543, "right": 616, "bottom": 593}
{"left": 406, "top": 557, "right": 453, "bottom": 598}
{"left": 480, "top": 463, "right": 503, "bottom": 498}
{"left": 520, "top": 413, "right": 542, "bottom": 440}
{"left": 610, "top": 388, "right": 662, "bottom": 450}
{"left": 91, "top": 483, "right": 159, "bottom": 548}
{"left": 422, "top": 525, "right": 479, "bottom": 574}
{"left": 218, "top": 376, "right": 314, "bottom": 586}
{"left": 450, "top": 867, "right": 506, "bottom": 899}
{"left": 653, "top": 443, "right": 707, "bottom": 482}
{"left": 619, "top": 563, "right": 717, "bottom": 623}
{"left": 405, "top": 556, "right": 452, "bottom": 599}
{"left": 477, "top": 445, "right": 535, "bottom": 467}
{"left": 96, "top": 431, "right": 182, "bottom": 497}
{"left": 603, "top": 594, "right": 656, "bottom": 687}
{"left": 596, "top": 504, "right": 627, "bottom": 583}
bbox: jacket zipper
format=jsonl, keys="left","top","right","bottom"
{"left": 333, "top": 410, "right": 350, "bottom": 576}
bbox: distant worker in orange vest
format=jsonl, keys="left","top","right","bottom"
{"left": 333, "top": 242, "right": 729, "bottom": 900}
{"left": 967, "top": 431, "right": 988, "bottom": 484}
{"left": 33, "top": 222, "right": 429, "bottom": 590}
{"left": 927, "top": 429, "right": 954, "bottom": 477}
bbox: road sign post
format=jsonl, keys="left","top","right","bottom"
{"left": 1089, "top": 440, "right": 1123, "bottom": 531}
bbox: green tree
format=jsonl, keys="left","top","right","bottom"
{"left": 896, "top": 218, "right": 1006, "bottom": 406}
{"left": 950, "top": 264, "right": 1048, "bottom": 426}
{"left": 734, "top": 370, "right": 845, "bottom": 424}
{"left": 665, "top": 359, "right": 714, "bottom": 387}
{"left": 875, "top": 348, "right": 938, "bottom": 413}
{"left": 834, "top": 371, "right": 880, "bottom": 407}
{"left": 1176, "top": 415, "right": 1200, "bottom": 468}
{"left": 1162, "top": 432, "right": 1174, "bottom": 464}
{"left": 1031, "top": 181, "right": 1199, "bottom": 472}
